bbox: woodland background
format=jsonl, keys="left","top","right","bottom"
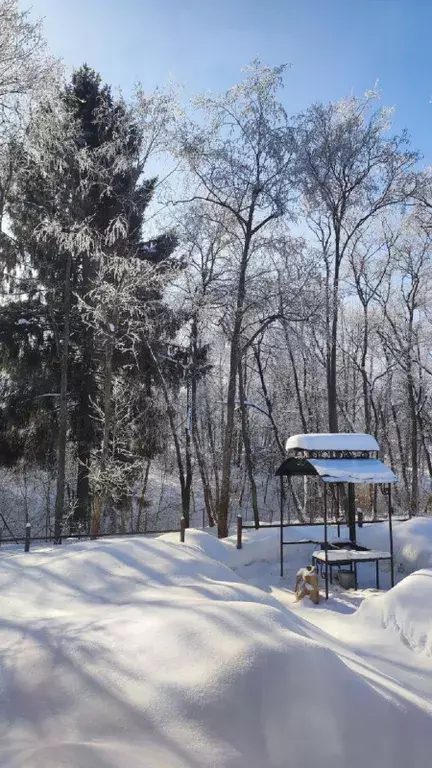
{"left": 1, "top": 0, "right": 431, "bottom": 540}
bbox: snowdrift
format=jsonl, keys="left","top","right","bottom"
{"left": 188, "top": 517, "right": 432, "bottom": 578}
{"left": 358, "top": 516, "right": 432, "bottom": 573}
{"left": 0, "top": 534, "right": 431, "bottom": 767}
{"left": 356, "top": 569, "right": 432, "bottom": 655}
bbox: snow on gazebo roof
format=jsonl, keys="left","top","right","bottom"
{"left": 275, "top": 455, "right": 397, "bottom": 483}
{"left": 285, "top": 433, "right": 379, "bottom": 453}
{"left": 277, "top": 433, "right": 396, "bottom": 483}
{"left": 307, "top": 458, "right": 396, "bottom": 484}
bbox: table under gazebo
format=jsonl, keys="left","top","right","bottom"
{"left": 275, "top": 433, "right": 397, "bottom": 599}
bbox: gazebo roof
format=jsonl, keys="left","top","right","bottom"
{"left": 275, "top": 456, "right": 396, "bottom": 483}
{"left": 285, "top": 433, "right": 379, "bottom": 453}
{"left": 277, "top": 432, "right": 396, "bottom": 483}
{"left": 307, "top": 457, "right": 396, "bottom": 484}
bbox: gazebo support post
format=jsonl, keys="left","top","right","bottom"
{"left": 348, "top": 483, "right": 356, "bottom": 545}
{"left": 388, "top": 482, "right": 395, "bottom": 588}
{"left": 323, "top": 483, "right": 329, "bottom": 600}
{"left": 280, "top": 475, "right": 284, "bottom": 578}
{"left": 336, "top": 484, "right": 340, "bottom": 537}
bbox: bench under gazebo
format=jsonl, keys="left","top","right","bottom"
{"left": 275, "top": 433, "right": 397, "bottom": 599}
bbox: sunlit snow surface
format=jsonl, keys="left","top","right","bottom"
{"left": 0, "top": 523, "right": 431, "bottom": 767}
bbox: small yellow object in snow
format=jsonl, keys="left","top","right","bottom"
{"left": 294, "top": 566, "right": 320, "bottom": 604}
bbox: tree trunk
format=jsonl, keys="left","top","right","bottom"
{"left": 237, "top": 358, "right": 259, "bottom": 529}
{"left": 286, "top": 337, "right": 308, "bottom": 433}
{"left": 74, "top": 252, "right": 96, "bottom": 529}
{"left": 418, "top": 406, "right": 432, "bottom": 478}
{"left": 204, "top": 387, "right": 220, "bottom": 508}
{"left": 54, "top": 250, "right": 72, "bottom": 544}
{"left": 136, "top": 459, "right": 151, "bottom": 532}
{"left": 328, "top": 234, "right": 341, "bottom": 433}
{"left": 91, "top": 325, "right": 115, "bottom": 537}
{"left": 144, "top": 339, "right": 188, "bottom": 527}
{"left": 218, "top": 228, "right": 251, "bottom": 537}
{"left": 359, "top": 304, "right": 376, "bottom": 515}
{"left": 193, "top": 422, "right": 216, "bottom": 527}
{"left": 347, "top": 482, "right": 356, "bottom": 544}
{"left": 75, "top": 450, "right": 90, "bottom": 529}
{"left": 405, "top": 302, "right": 418, "bottom": 517}
{"left": 252, "top": 342, "right": 303, "bottom": 522}
{"left": 391, "top": 399, "right": 410, "bottom": 501}
{"left": 75, "top": 384, "right": 93, "bottom": 528}
{"left": 407, "top": 371, "right": 419, "bottom": 517}
{"left": 253, "top": 342, "right": 285, "bottom": 455}
{"left": 183, "top": 380, "right": 193, "bottom": 527}
{"left": 361, "top": 305, "right": 371, "bottom": 433}
{"left": 191, "top": 315, "right": 215, "bottom": 527}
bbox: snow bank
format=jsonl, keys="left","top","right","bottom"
{"left": 358, "top": 517, "right": 432, "bottom": 574}
{"left": 356, "top": 569, "right": 432, "bottom": 655}
{"left": 1, "top": 534, "right": 431, "bottom": 767}
{"left": 160, "top": 527, "right": 235, "bottom": 566}
{"left": 192, "top": 517, "right": 432, "bottom": 578}
{"left": 162, "top": 526, "right": 320, "bottom": 571}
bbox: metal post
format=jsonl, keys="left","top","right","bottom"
{"left": 358, "top": 511, "right": 363, "bottom": 528}
{"left": 24, "top": 523, "right": 31, "bottom": 553}
{"left": 323, "top": 483, "right": 329, "bottom": 600}
{"left": 236, "top": 515, "right": 242, "bottom": 549}
{"left": 336, "top": 485, "right": 340, "bottom": 537}
{"left": 348, "top": 483, "right": 356, "bottom": 544}
{"left": 388, "top": 483, "right": 395, "bottom": 588}
{"left": 180, "top": 517, "right": 186, "bottom": 543}
{"left": 375, "top": 559, "right": 380, "bottom": 590}
{"left": 280, "top": 475, "right": 284, "bottom": 577}
{"left": 0, "top": 528, "right": 2, "bottom": 547}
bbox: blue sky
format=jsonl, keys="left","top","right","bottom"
{"left": 23, "top": 0, "right": 432, "bottom": 161}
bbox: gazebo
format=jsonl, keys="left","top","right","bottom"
{"left": 275, "top": 433, "right": 397, "bottom": 599}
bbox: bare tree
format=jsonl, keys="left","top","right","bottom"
{"left": 294, "top": 89, "right": 418, "bottom": 432}
{"left": 178, "top": 61, "right": 295, "bottom": 536}
{"left": 345, "top": 222, "right": 393, "bottom": 432}
{"left": 83, "top": 254, "right": 172, "bottom": 535}
{"left": 177, "top": 205, "right": 231, "bottom": 526}
{"left": 0, "top": 0, "right": 56, "bottom": 113}
{"left": 377, "top": 220, "right": 432, "bottom": 515}
{"left": 0, "top": 0, "right": 59, "bottom": 277}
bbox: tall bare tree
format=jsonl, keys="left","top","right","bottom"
{"left": 294, "top": 90, "right": 417, "bottom": 432}
{"left": 178, "top": 61, "right": 295, "bottom": 536}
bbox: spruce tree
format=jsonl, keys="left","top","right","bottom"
{"left": 0, "top": 66, "right": 178, "bottom": 534}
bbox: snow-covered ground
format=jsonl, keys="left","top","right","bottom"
{"left": 0, "top": 522, "right": 432, "bottom": 766}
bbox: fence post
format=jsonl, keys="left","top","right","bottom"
{"left": 236, "top": 515, "right": 243, "bottom": 549}
{"left": 24, "top": 523, "right": 31, "bottom": 553}
{"left": 358, "top": 511, "right": 363, "bottom": 528}
{"left": 0, "top": 528, "right": 2, "bottom": 547}
{"left": 334, "top": 506, "right": 340, "bottom": 538}
{"left": 180, "top": 517, "right": 186, "bottom": 543}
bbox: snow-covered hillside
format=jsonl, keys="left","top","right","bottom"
{"left": 1, "top": 531, "right": 432, "bottom": 767}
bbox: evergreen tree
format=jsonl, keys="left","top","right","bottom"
{"left": 0, "top": 66, "right": 178, "bottom": 533}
